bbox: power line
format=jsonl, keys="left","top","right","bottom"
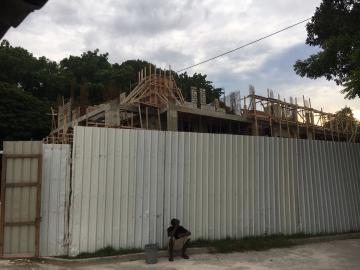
{"left": 176, "top": 17, "right": 311, "bottom": 73}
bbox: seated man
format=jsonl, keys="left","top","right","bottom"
{"left": 167, "top": 218, "right": 191, "bottom": 261}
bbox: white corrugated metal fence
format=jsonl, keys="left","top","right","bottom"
{"left": 1, "top": 142, "right": 71, "bottom": 257}
{"left": 69, "top": 127, "right": 360, "bottom": 256}
{"left": 41, "top": 144, "right": 71, "bottom": 256}
{"left": 70, "top": 128, "right": 165, "bottom": 255}
{"left": 1, "top": 141, "right": 42, "bottom": 257}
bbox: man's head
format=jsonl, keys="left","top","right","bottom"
{"left": 171, "top": 218, "right": 180, "bottom": 226}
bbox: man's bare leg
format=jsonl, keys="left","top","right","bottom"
{"left": 168, "top": 238, "right": 175, "bottom": 261}
{"left": 182, "top": 238, "right": 190, "bottom": 259}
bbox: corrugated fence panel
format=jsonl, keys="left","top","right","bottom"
{"left": 40, "top": 144, "right": 70, "bottom": 257}
{"left": 296, "top": 140, "right": 360, "bottom": 234}
{"left": 69, "top": 127, "right": 360, "bottom": 255}
{"left": 163, "top": 134, "right": 300, "bottom": 242}
{"left": 69, "top": 127, "right": 165, "bottom": 256}
{"left": 2, "top": 141, "right": 42, "bottom": 256}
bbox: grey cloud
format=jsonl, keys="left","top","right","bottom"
{"left": 5, "top": 0, "right": 359, "bottom": 114}
{"left": 48, "top": 2, "right": 82, "bottom": 26}
{"left": 206, "top": 44, "right": 321, "bottom": 94}
{"left": 98, "top": 0, "right": 202, "bottom": 37}
{"left": 147, "top": 47, "right": 190, "bottom": 68}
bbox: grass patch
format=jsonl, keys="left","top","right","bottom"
{"left": 189, "top": 235, "right": 293, "bottom": 253}
{"left": 57, "top": 246, "right": 143, "bottom": 259}
{"left": 56, "top": 231, "right": 360, "bottom": 259}
{"left": 189, "top": 231, "right": 360, "bottom": 253}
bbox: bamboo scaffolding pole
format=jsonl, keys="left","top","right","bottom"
{"left": 278, "top": 94, "right": 282, "bottom": 138}
{"left": 284, "top": 98, "right": 290, "bottom": 137}
{"left": 138, "top": 104, "right": 143, "bottom": 128}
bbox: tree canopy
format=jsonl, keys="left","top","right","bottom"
{"left": 0, "top": 40, "right": 223, "bottom": 142}
{"left": 324, "top": 106, "right": 359, "bottom": 135}
{"left": 175, "top": 72, "right": 223, "bottom": 103}
{"left": 294, "top": 0, "right": 360, "bottom": 99}
{"left": 0, "top": 82, "right": 50, "bottom": 142}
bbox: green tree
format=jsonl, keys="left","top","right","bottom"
{"left": 0, "top": 40, "right": 225, "bottom": 144}
{"left": 294, "top": 0, "right": 360, "bottom": 98}
{"left": 112, "top": 60, "right": 154, "bottom": 94}
{"left": 324, "top": 106, "right": 360, "bottom": 134}
{"left": 59, "top": 49, "right": 114, "bottom": 104}
{"left": 0, "top": 40, "right": 66, "bottom": 102}
{"left": 60, "top": 52, "right": 154, "bottom": 104}
{"left": 333, "top": 106, "right": 357, "bottom": 129}
{"left": 175, "top": 72, "right": 223, "bottom": 103}
{"left": 0, "top": 82, "right": 50, "bottom": 142}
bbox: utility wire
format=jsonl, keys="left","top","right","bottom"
{"left": 176, "top": 17, "right": 311, "bottom": 73}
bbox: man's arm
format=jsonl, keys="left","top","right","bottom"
{"left": 177, "top": 227, "right": 191, "bottom": 238}
{"left": 168, "top": 225, "right": 179, "bottom": 239}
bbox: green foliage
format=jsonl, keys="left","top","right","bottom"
{"left": 0, "top": 82, "right": 50, "bottom": 142}
{"left": 0, "top": 40, "right": 66, "bottom": 102}
{"left": 294, "top": 0, "right": 360, "bottom": 99}
{"left": 111, "top": 60, "right": 155, "bottom": 95}
{"left": 0, "top": 40, "right": 223, "bottom": 107}
{"left": 323, "top": 106, "right": 358, "bottom": 129}
{"left": 189, "top": 235, "right": 293, "bottom": 253}
{"left": 58, "top": 246, "right": 142, "bottom": 259}
{"left": 60, "top": 50, "right": 119, "bottom": 104}
{"left": 175, "top": 72, "right": 224, "bottom": 102}
{"left": 0, "top": 40, "right": 222, "bottom": 142}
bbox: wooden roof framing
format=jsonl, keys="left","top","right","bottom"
{"left": 122, "top": 66, "right": 185, "bottom": 108}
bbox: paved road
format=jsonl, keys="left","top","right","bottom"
{"left": 1, "top": 238, "right": 360, "bottom": 269}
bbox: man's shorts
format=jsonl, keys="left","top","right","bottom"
{"left": 168, "top": 236, "right": 190, "bottom": 250}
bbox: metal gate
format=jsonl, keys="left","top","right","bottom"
{"left": 0, "top": 141, "right": 42, "bottom": 257}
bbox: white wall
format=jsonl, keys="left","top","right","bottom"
{"left": 69, "top": 126, "right": 360, "bottom": 256}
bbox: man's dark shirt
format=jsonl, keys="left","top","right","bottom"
{"left": 167, "top": 225, "right": 189, "bottom": 239}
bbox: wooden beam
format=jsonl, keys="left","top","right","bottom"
{"left": 5, "top": 182, "right": 38, "bottom": 188}
{"left": 5, "top": 221, "right": 36, "bottom": 227}
{"left": 157, "top": 108, "right": 161, "bottom": 130}
{"left": 321, "top": 108, "right": 326, "bottom": 140}
{"left": 253, "top": 93, "right": 258, "bottom": 136}
{"left": 3, "top": 154, "right": 41, "bottom": 159}
{"left": 267, "top": 90, "right": 272, "bottom": 136}
{"left": 0, "top": 156, "right": 7, "bottom": 256}
{"left": 279, "top": 95, "right": 282, "bottom": 138}
{"left": 138, "top": 104, "right": 143, "bottom": 128}
{"left": 295, "top": 98, "right": 300, "bottom": 139}
{"left": 309, "top": 98, "right": 315, "bottom": 139}
{"left": 284, "top": 98, "right": 290, "bottom": 138}
{"left": 35, "top": 156, "right": 42, "bottom": 257}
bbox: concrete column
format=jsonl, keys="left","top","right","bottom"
{"left": 167, "top": 103, "right": 178, "bottom": 131}
{"left": 105, "top": 100, "right": 120, "bottom": 126}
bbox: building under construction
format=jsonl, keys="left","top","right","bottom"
{"left": 2, "top": 68, "right": 360, "bottom": 259}
{"left": 45, "top": 67, "right": 360, "bottom": 144}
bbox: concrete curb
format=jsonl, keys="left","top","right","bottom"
{"left": 40, "top": 233, "right": 360, "bottom": 266}
{"left": 40, "top": 247, "right": 212, "bottom": 266}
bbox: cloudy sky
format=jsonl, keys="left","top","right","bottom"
{"left": 3, "top": 0, "right": 360, "bottom": 118}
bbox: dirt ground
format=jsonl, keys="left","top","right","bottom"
{"left": 0, "top": 238, "right": 359, "bottom": 270}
